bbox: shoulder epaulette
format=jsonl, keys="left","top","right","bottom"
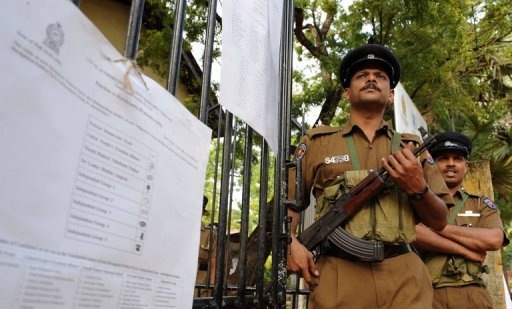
{"left": 306, "top": 126, "right": 342, "bottom": 139}
{"left": 460, "top": 187, "right": 482, "bottom": 198}
{"left": 463, "top": 191, "right": 480, "bottom": 199}
{"left": 462, "top": 190, "right": 499, "bottom": 209}
{"left": 400, "top": 132, "right": 421, "bottom": 144}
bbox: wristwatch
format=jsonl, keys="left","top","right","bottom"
{"left": 409, "top": 185, "right": 429, "bottom": 201}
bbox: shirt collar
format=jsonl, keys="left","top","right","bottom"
{"left": 453, "top": 187, "right": 466, "bottom": 199}
{"left": 341, "top": 118, "right": 391, "bottom": 137}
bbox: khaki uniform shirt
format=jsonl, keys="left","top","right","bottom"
{"left": 452, "top": 189, "right": 505, "bottom": 230}
{"left": 289, "top": 120, "right": 453, "bottom": 242}
{"left": 425, "top": 188, "right": 508, "bottom": 288}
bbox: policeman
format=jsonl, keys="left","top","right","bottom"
{"left": 195, "top": 196, "right": 217, "bottom": 297}
{"left": 415, "top": 132, "right": 509, "bottom": 309}
{"left": 287, "top": 44, "right": 453, "bottom": 308}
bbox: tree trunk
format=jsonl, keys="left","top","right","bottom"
{"left": 464, "top": 160, "right": 508, "bottom": 308}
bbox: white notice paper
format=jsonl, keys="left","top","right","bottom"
{"left": 220, "top": 0, "right": 283, "bottom": 152}
{"left": 0, "top": 1, "right": 212, "bottom": 308}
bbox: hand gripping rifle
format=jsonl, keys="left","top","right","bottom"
{"left": 297, "top": 127, "right": 437, "bottom": 257}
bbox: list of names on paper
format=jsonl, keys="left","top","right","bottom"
{"left": 66, "top": 117, "right": 157, "bottom": 254}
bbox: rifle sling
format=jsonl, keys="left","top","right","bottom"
{"left": 448, "top": 192, "right": 468, "bottom": 224}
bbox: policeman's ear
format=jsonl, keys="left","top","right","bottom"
{"left": 343, "top": 87, "right": 351, "bottom": 101}
{"left": 384, "top": 100, "right": 394, "bottom": 120}
{"left": 388, "top": 89, "right": 395, "bottom": 105}
{"left": 383, "top": 90, "right": 395, "bottom": 119}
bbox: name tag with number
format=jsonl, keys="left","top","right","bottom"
{"left": 458, "top": 210, "right": 480, "bottom": 217}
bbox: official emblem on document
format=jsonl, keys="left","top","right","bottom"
{"left": 43, "top": 22, "right": 64, "bottom": 54}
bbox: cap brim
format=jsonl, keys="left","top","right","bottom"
{"left": 430, "top": 146, "right": 470, "bottom": 158}
{"left": 343, "top": 58, "right": 397, "bottom": 88}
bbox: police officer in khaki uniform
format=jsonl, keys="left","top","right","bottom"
{"left": 286, "top": 44, "right": 453, "bottom": 308}
{"left": 415, "top": 132, "right": 509, "bottom": 309}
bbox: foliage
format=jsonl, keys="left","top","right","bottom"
{"left": 202, "top": 132, "right": 275, "bottom": 233}
{"left": 138, "top": 0, "right": 222, "bottom": 117}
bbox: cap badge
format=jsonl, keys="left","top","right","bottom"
{"left": 445, "top": 141, "right": 454, "bottom": 147}
{"left": 367, "top": 54, "right": 375, "bottom": 59}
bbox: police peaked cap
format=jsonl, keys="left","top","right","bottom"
{"left": 339, "top": 44, "right": 401, "bottom": 89}
{"left": 427, "top": 132, "right": 472, "bottom": 159}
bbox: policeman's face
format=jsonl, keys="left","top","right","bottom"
{"left": 343, "top": 65, "right": 394, "bottom": 110}
{"left": 434, "top": 151, "right": 468, "bottom": 189}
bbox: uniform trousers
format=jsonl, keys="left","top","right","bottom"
{"left": 309, "top": 252, "right": 432, "bottom": 309}
{"left": 432, "top": 285, "right": 493, "bottom": 309}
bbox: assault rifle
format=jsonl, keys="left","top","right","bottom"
{"left": 297, "top": 127, "right": 437, "bottom": 253}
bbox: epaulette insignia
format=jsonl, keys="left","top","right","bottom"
{"left": 482, "top": 197, "right": 497, "bottom": 210}
{"left": 295, "top": 143, "right": 307, "bottom": 160}
{"left": 306, "top": 126, "right": 341, "bottom": 139}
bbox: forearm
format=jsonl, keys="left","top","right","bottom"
{"left": 411, "top": 190, "right": 448, "bottom": 231}
{"left": 415, "top": 224, "right": 485, "bottom": 262}
{"left": 415, "top": 224, "right": 467, "bottom": 255}
{"left": 438, "top": 225, "right": 504, "bottom": 251}
{"left": 286, "top": 207, "right": 319, "bottom": 288}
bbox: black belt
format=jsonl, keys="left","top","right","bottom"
{"left": 383, "top": 243, "right": 413, "bottom": 259}
{"left": 324, "top": 243, "right": 413, "bottom": 262}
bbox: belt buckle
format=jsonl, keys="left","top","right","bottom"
{"left": 371, "top": 241, "right": 385, "bottom": 262}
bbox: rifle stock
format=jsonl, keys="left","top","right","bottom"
{"left": 297, "top": 127, "right": 436, "bottom": 251}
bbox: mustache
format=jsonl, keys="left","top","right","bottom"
{"left": 442, "top": 168, "right": 458, "bottom": 173}
{"left": 361, "top": 83, "right": 380, "bottom": 91}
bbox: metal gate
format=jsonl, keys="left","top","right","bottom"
{"left": 74, "top": 0, "right": 306, "bottom": 307}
